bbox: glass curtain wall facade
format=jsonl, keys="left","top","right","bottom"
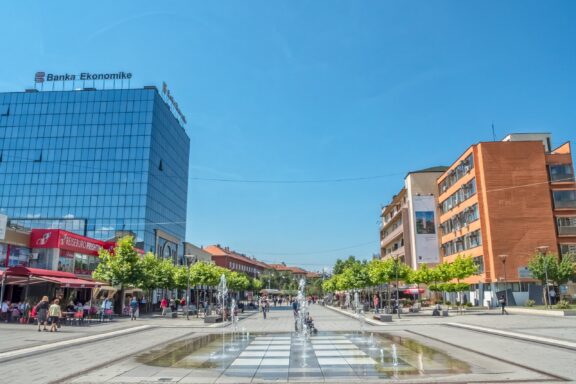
{"left": 0, "top": 88, "right": 189, "bottom": 257}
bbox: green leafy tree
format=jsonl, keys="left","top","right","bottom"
{"left": 339, "top": 262, "right": 370, "bottom": 290}
{"left": 333, "top": 256, "right": 360, "bottom": 275}
{"left": 322, "top": 277, "right": 336, "bottom": 293}
{"left": 307, "top": 276, "right": 324, "bottom": 297}
{"left": 174, "top": 264, "right": 190, "bottom": 291}
{"left": 367, "top": 259, "right": 394, "bottom": 287}
{"left": 92, "top": 236, "right": 143, "bottom": 311}
{"left": 250, "top": 278, "right": 263, "bottom": 292}
{"left": 227, "top": 271, "right": 250, "bottom": 292}
{"left": 136, "top": 252, "right": 160, "bottom": 308}
{"left": 156, "top": 258, "right": 177, "bottom": 292}
{"left": 190, "top": 261, "right": 221, "bottom": 287}
{"left": 450, "top": 255, "right": 477, "bottom": 283}
{"left": 93, "top": 236, "right": 143, "bottom": 286}
{"left": 528, "top": 252, "right": 576, "bottom": 305}
{"left": 448, "top": 255, "right": 477, "bottom": 309}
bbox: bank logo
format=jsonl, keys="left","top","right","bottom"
{"left": 35, "top": 72, "right": 46, "bottom": 83}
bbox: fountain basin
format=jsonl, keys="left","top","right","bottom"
{"left": 136, "top": 331, "right": 469, "bottom": 380}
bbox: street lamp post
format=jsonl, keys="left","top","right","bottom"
{"left": 394, "top": 256, "right": 400, "bottom": 319}
{"left": 536, "top": 246, "right": 551, "bottom": 309}
{"left": 499, "top": 254, "right": 508, "bottom": 304}
{"left": 184, "top": 255, "right": 196, "bottom": 320}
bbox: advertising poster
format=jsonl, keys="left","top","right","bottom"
{"left": 412, "top": 196, "right": 440, "bottom": 263}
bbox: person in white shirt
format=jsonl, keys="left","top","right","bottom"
{"left": 1, "top": 300, "right": 10, "bottom": 323}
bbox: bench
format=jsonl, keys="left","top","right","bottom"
{"left": 373, "top": 314, "right": 393, "bottom": 322}
{"left": 204, "top": 315, "right": 223, "bottom": 323}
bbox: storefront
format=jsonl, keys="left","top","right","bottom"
{"left": 1, "top": 229, "right": 109, "bottom": 304}
{"left": 1, "top": 227, "right": 32, "bottom": 268}
{"left": 29, "top": 229, "right": 114, "bottom": 279}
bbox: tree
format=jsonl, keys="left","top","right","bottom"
{"left": 174, "top": 264, "right": 190, "bottom": 291}
{"left": 155, "top": 258, "right": 177, "bottom": 294}
{"left": 93, "top": 236, "right": 143, "bottom": 286}
{"left": 250, "top": 278, "right": 263, "bottom": 292}
{"left": 339, "top": 262, "right": 370, "bottom": 291}
{"left": 367, "top": 259, "right": 393, "bottom": 287}
{"left": 92, "top": 236, "right": 143, "bottom": 312}
{"left": 227, "top": 271, "right": 250, "bottom": 293}
{"left": 190, "top": 262, "right": 220, "bottom": 287}
{"left": 322, "top": 277, "right": 336, "bottom": 293}
{"left": 450, "top": 255, "right": 477, "bottom": 283}
{"left": 333, "top": 256, "right": 360, "bottom": 275}
{"left": 136, "top": 252, "right": 160, "bottom": 310}
{"left": 528, "top": 252, "right": 576, "bottom": 305}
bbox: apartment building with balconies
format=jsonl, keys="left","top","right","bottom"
{"left": 437, "top": 133, "right": 575, "bottom": 305}
{"left": 380, "top": 167, "right": 447, "bottom": 269}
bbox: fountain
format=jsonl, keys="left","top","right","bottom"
{"left": 354, "top": 291, "right": 366, "bottom": 336}
{"left": 295, "top": 278, "right": 309, "bottom": 338}
{"left": 227, "top": 298, "right": 241, "bottom": 352}
{"left": 217, "top": 274, "right": 228, "bottom": 356}
{"left": 391, "top": 343, "right": 398, "bottom": 367}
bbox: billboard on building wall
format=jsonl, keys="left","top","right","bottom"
{"left": 412, "top": 196, "right": 441, "bottom": 263}
{"left": 30, "top": 229, "right": 105, "bottom": 256}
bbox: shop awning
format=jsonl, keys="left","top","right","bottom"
{"left": 39, "top": 276, "right": 102, "bottom": 288}
{"left": 2, "top": 266, "right": 101, "bottom": 288}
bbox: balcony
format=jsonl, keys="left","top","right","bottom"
{"left": 554, "top": 200, "right": 576, "bottom": 209}
{"left": 551, "top": 174, "right": 575, "bottom": 183}
{"left": 389, "top": 246, "right": 405, "bottom": 259}
{"left": 381, "top": 224, "right": 403, "bottom": 246}
{"left": 558, "top": 226, "right": 576, "bottom": 236}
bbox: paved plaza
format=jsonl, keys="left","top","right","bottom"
{"left": 0, "top": 305, "right": 575, "bottom": 383}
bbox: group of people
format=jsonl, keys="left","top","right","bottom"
{"left": 159, "top": 297, "right": 190, "bottom": 317}
{"left": 32, "top": 296, "right": 62, "bottom": 332}
{"left": 1, "top": 300, "right": 30, "bottom": 323}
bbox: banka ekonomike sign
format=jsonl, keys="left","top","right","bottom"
{"left": 35, "top": 71, "right": 132, "bottom": 83}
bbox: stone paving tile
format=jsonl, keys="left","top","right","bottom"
{"left": 3, "top": 304, "right": 576, "bottom": 383}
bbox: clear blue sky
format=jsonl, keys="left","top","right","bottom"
{"left": 1, "top": 1, "right": 575, "bottom": 270}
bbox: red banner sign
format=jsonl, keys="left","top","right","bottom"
{"left": 31, "top": 229, "right": 105, "bottom": 256}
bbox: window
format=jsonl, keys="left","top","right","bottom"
{"left": 439, "top": 154, "right": 474, "bottom": 192}
{"left": 473, "top": 256, "right": 484, "bottom": 274}
{"left": 560, "top": 244, "right": 576, "bottom": 257}
{"left": 549, "top": 164, "right": 575, "bottom": 182}
{"left": 553, "top": 190, "right": 576, "bottom": 209}
{"left": 442, "top": 230, "right": 482, "bottom": 257}
{"left": 0, "top": 104, "right": 9, "bottom": 116}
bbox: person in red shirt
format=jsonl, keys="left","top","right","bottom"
{"left": 160, "top": 297, "right": 169, "bottom": 317}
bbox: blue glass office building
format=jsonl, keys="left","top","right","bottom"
{"left": 0, "top": 87, "right": 189, "bottom": 259}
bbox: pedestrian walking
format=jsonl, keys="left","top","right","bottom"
{"left": 160, "top": 297, "right": 169, "bottom": 317}
{"left": 549, "top": 289, "right": 557, "bottom": 305}
{"left": 100, "top": 295, "right": 113, "bottom": 321}
{"left": 48, "top": 299, "right": 62, "bottom": 332}
{"left": 169, "top": 298, "right": 176, "bottom": 312}
{"left": 35, "top": 296, "right": 50, "bottom": 332}
{"left": 499, "top": 295, "right": 508, "bottom": 315}
{"left": 261, "top": 297, "right": 267, "bottom": 319}
{"left": 292, "top": 300, "right": 299, "bottom": 319}
{"left": 129, "top": 296, "right": 139, "bottom": 320}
